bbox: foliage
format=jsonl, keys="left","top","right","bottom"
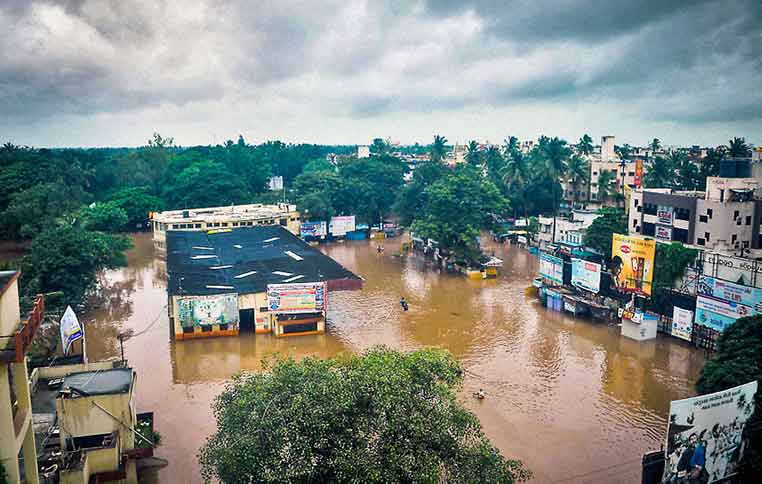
{"left": 135, "top": 419, "right": 163, "bottom": 449}
{"left": 411, "top": 166, "right": 506, "bottom": 265}
{"left": 78, "top": 202, "right": 129, "bottom": 232}
{"left": 595, "top": 170, "right": 616, "bottom": 203}
{"left": 107, "top": 186, "right": 164, "bottom": 230}
{"left": 0, "top": 461, "right": 7, "bottom": 484}
{"left": 675, "top": 154, "right": 700, "bottom": 191}
{"left": 20, "top": 225, "right": 132, "bottom": 306}
{"left": 577, "top": 134, "right": 593, "bottom": 155}
{"left": 370, "top": 137, "right": 389, "bottom": 154}
{"left": 696, "top": 315, "right": 762, "bottom": 479}
{"left": 582, "top": 207, "right": 626, "bottom": 257}
{"left": 650, "top": 138, "right": 661, "bottom": 152}
{"left": 698, "top": 148, "right": 723, "bottom": 186}
{"left": 162, "top": 159, "right": 251, "bottom": 209}
{"left": 565, "top": 154, "right": 589, "bottom": 207}
{"left": 2, "top": 182, "right": 89, "bottom": 238}
{"left": 653, "top": 242, "right": 697, "bottom": 291}
{"left": 429, "top": 134, "right": 448, "bottom": 164}
{"left": 728, "top": 137, "right": 751, "bottom": 158}
{"left": 199, "top": 346, "right": 530, "bottom": 484}
{"left": 465, "top": 140, "right": 482, "bottom": 167}
{"left": 645, "top": 155, "right": 675, "bottom": 188}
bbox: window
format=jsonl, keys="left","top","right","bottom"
{"left": 636, "top": 226, "right": 641, "bottom": 233}
{"left": 222, "top": 222, "right": 228, "bottom": 227}
{"left": 675, "top": 208, "right": 690, "bottom": 221}
{"left": 280, "top": 218, "right": 288, "bottom": 226}
{"left": 734, "top": 210, "right": 740, "bottom": 219}
{"left": 699, "top": 215, "right": 708, "bottom": 223}
{"left": 746, "top": 216, "right": 752, "bottom": 225}
{"left": 233, "top": 222, "right": 238, "bottom": 227}
{"left": 172, "top": 224, "right": 178, "bottom": 229}
{"left": 593, "top": 171, "right": 598, "bottom": 176}
{"left": 628, "top": 171, "right": 635, "bottom": 176}
{"left": 643, "top": 203, "right": 657, "bottom": 216}
{"left": 743, "top": 241, "right": 750, "bottom": 248}
{"left": 737, "top": 219, "right": 742, "bottom": 226}
{"left": 642, "top": 222, "right": 655, "bottom": 236}
{"left": 195, "top": 223, "right": 201, "bottom": 228}
{"left": 707, "top": 208, "right": 713, "bottom": 218}
{"left": 732, "top": 234, "right": 737, "bottom": 243}
{"left": 705, "top": 232, "right": 710, "bottom": 241}
{"left": 633, "top": 219, "right": 638, "bottom": 227}
{"left": 673, "top": 228, "right": 689, "bottom": 243}
{"left": 697, "top": 238, "right": 705, "bottom": 246}
{"left": 636, "top": 206, "right": 642, "bottom": 212}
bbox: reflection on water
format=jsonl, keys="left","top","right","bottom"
{"left": 84, "top": 233, "right": 706, "bottom": 483}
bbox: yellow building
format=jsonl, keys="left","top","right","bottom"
{"left": 1, "top": 271, "right": 43, "bottom": 484}
{"left": 150, "top": 203, "right": 300, "bottom": 251}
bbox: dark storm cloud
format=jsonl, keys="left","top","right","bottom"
{"left": 0, "top": 0, "right": 760, "bottom": 140}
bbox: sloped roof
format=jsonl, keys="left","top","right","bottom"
{"left": 166, "top": 226, "right": 360, "bottom": 296}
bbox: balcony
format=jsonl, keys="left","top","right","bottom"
{"left": 0, "top": 295, "right": 44, "bottom": 363}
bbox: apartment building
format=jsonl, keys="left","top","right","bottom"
{"left": 629, "top": 177, "right": 761, "bottom": 256}
{"left": 537, "top": 210, "right": 601, "bottom": 250}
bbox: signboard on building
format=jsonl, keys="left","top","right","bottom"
{"left": 698, "top": 275, "right": 762, "bottom": 313}
{"left": 671, "top": 306, "right": 694, "bottom": 342}
{"left": 656, "top": 205, "right": 674, "bottom": 226}
{"left": 695, "top": 295, "right": 754, "bottom": 332}
{"left": 177, "top": 293, "right": 239, "bottom": 329}
{"left": 662, "top": 381, "right": 758, "bottom": 484}
{"left": 611, "top": 234, "right": 656, "bottom": 296}
{"left": 267, "top": 282, "right": 326, "bottom": 314}
{"left": 300, "top": 221, "right": 327, "bottom": 238}
{"left": 571, "top": 258, "right": 601, "bottom": 293}
{"left": 329, "top": 216, "right": 356, "bottom": 236}
{"left": 700, "top": 252, "right": 762, "bottom": 289}
{"left": 655, "top": 225, "right": 672, "bottom": 241}
{"left": 634, "top": 159, "right": 643, "bottom": 188}
{"left": 268, "top": 176, "right": 284, "bottom": 191}
{"left": 539, "top": 253, "right": 564, "bottom": 284}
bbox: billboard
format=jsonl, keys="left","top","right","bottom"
{"left": 539, "top": 253, "right": 563, "bottom": 284}
{"left": 300, "top": 221, "right": 327, "bottom": 238}
{"left": 699, "top": 251, "right": 762, "bottom": 289}
{"left": 571, "top": 258, "right": 601, "bottom": 293}
{"left": 611, "top": 234, "right": 656, "bottom": 296}
{"left": 695, "top": 295, "right": 754, "bottom": 332}
{"left": 657, "top": 205, "right": 674, "bottom": 225}
{"left": 267, "top": 282, "right": 326, "bottom": 314}
{"left": 662, "top": 381, "right": 758, "bottom": 483}
{"left": 177, "top": 293, "right": 239, "bottom": 329}
{"left": 655, "top": 226, "right": 672, "bottom": 241}
{"left": 634, "top": 159, "right": 643, "bottom": 187}
{"left": 698, "top": 275, "right": 762, "bottom": 313}
{"left": 329, "top": 216, "right": 356, "bottom": 236}
{"left": 671, "top": 306, "right": 694, "bottom": 342}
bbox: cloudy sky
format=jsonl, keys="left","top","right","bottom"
{"left": 1, "top": 0, "right": 760, "bottom": 147}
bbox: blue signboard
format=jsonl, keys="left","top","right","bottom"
{"left": 698, "top": 276, "right": 762, "bottom": 313}
{"left": 539, "top": 253, "right": 563, "bottom": 284}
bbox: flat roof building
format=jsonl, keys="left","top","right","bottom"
{"left": 166, "top": 226, "right": 362, "bottom": 339}
{"left": 150, "top": 203, "right": 300, "bottom": 250}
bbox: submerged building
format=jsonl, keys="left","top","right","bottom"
{"left": 166, "top": 226, "right": 362, "bottom": 339}
{"left": 151, "top": 203, "right": 300, "bottom": 250}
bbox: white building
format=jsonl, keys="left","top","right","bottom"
{"left": 537, "top": 210, "right": 601, "bottom": 250}
{"left": 357, "top": 145, "right": 370, "bottom": 158}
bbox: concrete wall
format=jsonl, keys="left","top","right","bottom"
{"left": 0, "top": 276, "right": 20, "bottom": 345}
{"left": 695, "top": 199, "right": 755, "bottom": 253}
{"left": 57, "top": 385, "right": 136, "bottom": 452}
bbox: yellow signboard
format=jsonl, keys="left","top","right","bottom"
{"left": 611, "top": 234, "right": 656, "bottom": 296}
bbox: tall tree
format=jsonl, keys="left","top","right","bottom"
{"left": 199, "top": 347, "right": 530, "bottom": 483}
{"left": 728, "top": 137, "right": 751, "bottom": 157}
{"left": 650, "top": 138, "right": 661, "bottom": 153}
{"left": 501, "top": 150, "right": 529, "bottom": 218}
{"left": 596, "top": 170, "right": 616, "bottom": 204}
{"left": 582, "top": 207, "right": 626, "bottom": 257}
{"left": 465, "top": 140, "right": 482, "bottom": 168}
{"left": 370, "top": 137, "right": 389, "bottom": 155}
{"left": 537, "top": 136, "right": 571, "bottom": 217}
{"left": 675, "top": 154, "right": 700, "bottom": 191}
{"left": 565, "top": 154, "right": 589, "bottom": 208}
{"left": 577, "top": 134, "right": 594, "bottom": 155}
{"left": 698, "top": 148, "right": 723, "bottom": 185}
{"left": 614, "top": 143, "right": 633, "bottom": 161}
{"left": 645, "top": 156, "right": 675, "bottom": 188}
{"left": 430, "top": 135, "right": 448, "bottom": 164}
{"left": 484, "top": 145, "right": 505, "bottom": 180}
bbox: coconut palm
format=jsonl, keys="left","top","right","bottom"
{"left": 645, "top": 156, "right": 675, "bottom": 188}
{"left": 504, "top": 136, "right": 519, "bottom": 156}
{"left": 728, "top": 137, "right": 750, "bottom": 157}
{"left": 538, "top": 136, "right": 571, "bottom": 215}
{"left": 566, "top": 154, "right": 589, "bottom": 208}
{"left": 430, "top": 135, "right": 448, "bottom": 164}
{"left": 650, "top": 138, "right": 661, "bottom": 153}
{"left": 676, "top": 155, "right": 700, "bottom": 191}
{"left": 484, "top": 145, "right": 504, "bottom": 180}
{"left": 577, "top": 134, "right": 593, "bottom": 155}
{"left": 465, "top": 140, "right": 481, "bottom": 168}
{"left": 615, "top": 143, "right": 632, "bottom": 161}
{"left": 596, "top": 170, "right": 616, "bottom": 203}
{"left": 500, "top": 151, "right": 529, "bottom": 219}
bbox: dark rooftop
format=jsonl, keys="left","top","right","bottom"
{"left": 63, "top": 368, "right": 133, "bottom": 397}
{"left": 166, "top": 226, "right": 361, "bottom": 296}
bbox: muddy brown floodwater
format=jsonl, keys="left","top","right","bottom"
{"left": 81, "top": 233, "right": 706, "bottom": 483}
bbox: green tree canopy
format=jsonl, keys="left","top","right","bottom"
{"left": 728, "top": 137, "right": 751, "bottom": 158}
{"left": 577, "top": 134, "right": 594, "bottom": 155}
{"left": 107, "top": 186, "right": 164, "bottom": 230}
{"left": 430, "top": 134, "right": 448, "bottom": 164}
{"left": 2, "top": 182, "right": 89, "bottom": 238}
{"left": 199, "top": 347, "right": 529, "bottom": 483}
{"left": 696, "top": 315, "right": 762, "bottom": 479}
{"left": 645, "top": 155, "right": 675, "bottom": 188}
{"left": 77, "top": 202, "right": 129, "bottom": 232}
{"left": 582, "top": 207, "right": 626, "bottom": 257}
{"left": 162, "top": 159, "right": 251, "bottom": 209}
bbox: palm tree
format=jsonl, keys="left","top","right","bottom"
{"left": 645, "top": 156, "right": 675, "bottom": 188}
{"left": 728, "top": 137, "right": 750, "bottom": 157}
{"left": 465, "top": 140, "right": 481, "bottom": 168}
{"left": 501, "top": 150, "right": 529, "bottom": 219}
{"left": 430, "top": 135, "right": 448, "bottom": 164}
{"left": 577, "top": 134, "right": 593, "bottom": 155}
{"left": 596, "top": 170, "right": 616, "bottom": 203}
{"left": 539, "top": 137, "right": 570, "bottom": 211}
{"left": 565, "top": 154, "right": 589, "bottom": 209}
{"left": 676, "top": 155, "right": 700, "bottom": 191}
{"left": 615, "top": 143, "right": 632, "bottom": 161}
{"left": 650, "top": 138, "right": 661, "bottom": 153}
{"left": 484, "top": 146, "right": 504, "bottom": 180}
{"left": 699, "top": 148, "right": 723, "bottom": 183}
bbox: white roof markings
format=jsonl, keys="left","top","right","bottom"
{"left": 272, "top": 271, "right": 293, "bottom": 276}
{"left": 285, "top": 250, "right": 304, "bottom": 261}
{"left": 191, "top": 255, "right": 217, "bottom": 260}
{"left": 264, "top": 237, "right": 280, "bottom": 243}
{"left": 234, "top": 271, "right": 257, "bottom": 279}
{"left": 282, "top": 275, "right": 305, "bottom": 282}
{"left": 233, "top": 244, "right": 243, "bottom": 249}
{"left": 209, "top": 265, "right": 233, "bottom": 270}
{"left": 205, "top": 285, "right": 235, "bottom": 290}
{"left": 192, "top": 246, "right": 215, "bottom": 251}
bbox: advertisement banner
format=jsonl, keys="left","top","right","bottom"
{"left": 671, "top": 306, "right": 694, "bottom": 342}
{"left": 695, "top": 295, "right": 753, "bottom": 332}
{"left": 300, "top": 221, "right": 327, "bottom": 238}
{"left": 662, "top": 381, "right": 758, "bottom": 483}
{"left": 634, "top": 159, "right": 643, "bottom": 187}
{"left": 700, "top": 252, "right": 762, "bottom": 289}
{"left": 698, "top": 275, "right": 762, "bottom": 313}
{"left": 267, "top": 282, "right": 326, "bottom": 314}
{"left": 329, "top": 216, "right": 356, "bottom": 236}
{"left": 177, "top": 293, "right": 239, "bottom": 329}
{"left": 655, "top": 226, "right": 672, "bottom": 241}
{"left": 657, "top": 205, "right": 674, "bottom": 226}
{"left": 611, "top": 234, "right": 656, "bottom": 296}
{"left": 59, "top": 306, "right": 83, "bottom": 355}
{"left": 571, "top": 258, "right": 601, "bottom": 293}
{"left": 539, "top": 253, "right": 564, "bottom": 284}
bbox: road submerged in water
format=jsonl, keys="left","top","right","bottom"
{"left": 81, "top": 233, "right": 707, "bottom": 483}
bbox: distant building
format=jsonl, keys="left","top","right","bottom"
{"left": 600, "top": 136, "right": 616, "bottom": 163}
{"left": 537, "top": 210, "right": 601, "bottom": 250}
{"left": 151, "top": 203, "right": 300, "bottom": 250}
{"left": 629, "top": 177, "right": 761, "bottom": 256}
{"left": 357, "top": 145, "right": 370, "bottom": 158}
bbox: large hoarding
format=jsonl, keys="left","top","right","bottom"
{"left": 539, "top": 253, "right": 564, "bottom": 284}
{"left": 671, "top": 306, "right": 694, "bottom": 342}
{"left": 177, "top": 293, "right": 239, "bottom": 329}
{"left": 662, "top": 381, "right": 758, "bottom": 483}
{"left": 329, "top": 216, "right": 356, "bottom": 236}
{"left": 611, "top": 234, "right": 656, "bottom": 296}
{"left": 300, "top": 221, "right": 327, "bottom": 238}
{"left": 634, "top": 159, "right": 643, "bottom": 187}
{"left": 698, "top": 275, "right": 762, "bottom": 312}
{"left": 267, "top": 282, "right": 326, "bottom": 314}
{"left": 695, "top": 295, "right": 754, "bottom": 332}
{"left": 571, "top": 258, "right": 601, "bottom": 293}
{"left": 655, "top": 226, "right": 672, "bottom": 241}
{"left": 657, "top": 205, "right": 674, "bottom": 225}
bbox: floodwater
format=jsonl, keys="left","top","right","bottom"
{"left": 81, "top": 232, "right": 707, "bottom": 483}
